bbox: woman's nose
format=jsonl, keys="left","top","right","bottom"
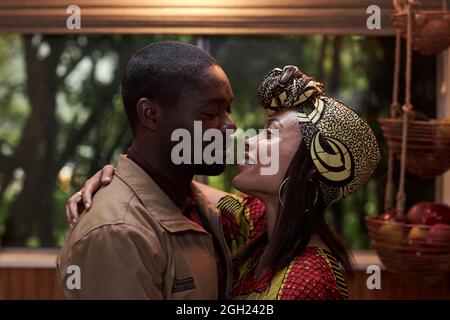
{"left": 244, "top": 139, "right": 250, "bottom": 154}
{"left": 246, "top": 135, "right": 259, "bottom": 152}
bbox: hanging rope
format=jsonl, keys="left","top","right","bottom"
{"left": 395, "top": 1, "right": 414, "bottom": 219}
{"left": 384, "top": 29, "right": 402, "bottom": 211}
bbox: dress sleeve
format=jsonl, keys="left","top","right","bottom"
{"left": 217, "top": 194, "right": 267, "bottom": 255}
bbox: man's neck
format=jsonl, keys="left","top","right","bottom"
{"left": 127, "top": 143, "right": 193, "bottom": 209}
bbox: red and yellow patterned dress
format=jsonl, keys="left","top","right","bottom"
{"left": 218, "top": 194, "right": 349, "bottom": 300}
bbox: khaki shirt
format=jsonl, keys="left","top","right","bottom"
{"left": 57, "top": 155, "right": 232, "bottom": 299}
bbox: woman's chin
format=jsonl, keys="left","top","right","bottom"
{"left": 232, "top": 174, "right": 249, "bottom": 193}
{"left": 231, "top": 175, "right": 240, "bottom": 189}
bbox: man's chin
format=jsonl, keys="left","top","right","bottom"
{"left": 193, "top": 163, "right": 226, "bottom": 176}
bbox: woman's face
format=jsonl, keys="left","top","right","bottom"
{"left": 232, "top": 109, "right": 303, "bottom": 196}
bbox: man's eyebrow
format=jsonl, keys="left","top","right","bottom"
{"left": 205, "top": 96, "right": 234, "bottom": 104}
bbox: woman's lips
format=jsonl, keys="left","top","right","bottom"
{"left": 245, "top": 152, "right": 258, "bottom": 165}
{"left": 237, "top": 162, "right": 248, "bottom": 172}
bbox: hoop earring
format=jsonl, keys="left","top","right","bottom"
{"left": 278, "top": 177, "right": 290, "bottom": 207}
{"left": 313, "top": 185, "right": 319, "bottom": 207}
{"left": 305, "top": 185, "right": 319, "bottom": 214}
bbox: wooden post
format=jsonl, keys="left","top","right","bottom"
{"left": 436, "top": 49, "right": 450, "bottom": 205}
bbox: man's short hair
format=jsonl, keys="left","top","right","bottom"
{"left": 121, "top": 41, "right": 219, "bottom": 133}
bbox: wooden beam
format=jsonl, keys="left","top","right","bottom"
{"left": 0, "top": 0, "right": 445, "bottom": 35}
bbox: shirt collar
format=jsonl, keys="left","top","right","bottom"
{"left": 115, "top": 155, "right": 208, "bottom": 234}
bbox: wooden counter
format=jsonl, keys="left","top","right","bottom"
{"left": 0, "top": 248, "right": 449, "bottom": 300}
{"left": 0, "top": 248, "right": 62, "bottom": 300}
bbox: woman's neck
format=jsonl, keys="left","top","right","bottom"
{"left": 251, "top": 193, "right": 331, "bottom": 279}
{"left": 257, "top": 194, "right": 279, "bottom": 241}
{"left": 255, "top": 193, "right": 329, "bottom": 250}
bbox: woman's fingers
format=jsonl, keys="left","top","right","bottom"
{"left": 66, "top": 165, "right": 115, "bottom": 226}
{"left": 82, "top": 170, "right": 103, "bottom": 209}
{"left": 65, "top": 203, "right": 71, "bottom": 226}
{"left": 100, "top": 165, "right": 115, "bottom": 185}
{"left": 66, "top": 191, "right": 84, "bottom": 226}
{"left": 65, "top": 165, "right": 115, "bottom": 227}
{"left": 81, "top": 165, "right": 114, "bottom": 209}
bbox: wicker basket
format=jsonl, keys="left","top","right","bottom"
{"left": 365, "top": 216, "right": 450, "bottom": 285}
{"left": 379, "top": 118, "right": 450, "bottom": 177}
{"left": 392, "top": 10, "right": 450, "bottom": 55}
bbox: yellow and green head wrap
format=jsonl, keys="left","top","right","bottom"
{"left": 258, "top": 65, "right": 381, "bottom": 206}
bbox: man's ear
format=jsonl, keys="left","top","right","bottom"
{"left": 136, "top": 98, "right": 160, "bottom": 131}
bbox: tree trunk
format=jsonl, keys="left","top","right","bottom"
{"left": 329, "top": 36, "right": 342, "bottom": 94}
{"left": 2, "top": 36, "right": 138, "bottom": 246}
{"left": 3, "top": 35, "right": 64, "bottom": 246}
{"left": 316, "top": 35, "right": 328, "bottom": 81}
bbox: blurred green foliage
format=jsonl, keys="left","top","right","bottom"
{"left": 0, "top": 34, "right": 436, "bottom": 249}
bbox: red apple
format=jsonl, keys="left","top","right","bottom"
{"left": 423, "top": 204, "right": 450, "bottom": 225}
{"left": 377, "top": 209, "right": 401, "bottom": 221}
{"left": 427, "top": 223, "right": 450, "bottom": 242}
{"left": 407, "top": 202, "right": 435, "bottom": 224}
{"left": 426, "top": 224, "right": 450, "bottom": 255}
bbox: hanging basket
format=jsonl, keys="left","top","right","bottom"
{"left": 392, "top": 10, "right": 450, "bottom": 55}
{"left": 365, "top": 216, "right": 450, "bottom": 285}
{"left": 379, "top": 118, "right": 450, "bottom": 177}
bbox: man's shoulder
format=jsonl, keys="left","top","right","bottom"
{"left": 70, "top": 222, "right": 160, "bottom": 250}
{"left": 57, "top": 217, "right": 164, "bottom": 274}
{"left": 64, "top": 176, "right": 163, "bottom": 246}
{"left": 56, "top": 222, "right": 166, "bottom": 299}
{"left": 74, "top": 176, "right": 136, "bottom": 227}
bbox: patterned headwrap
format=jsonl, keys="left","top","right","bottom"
{"left": 258, "top": 65, "right": 381, "bottom": 206}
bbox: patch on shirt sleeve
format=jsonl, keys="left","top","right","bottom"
{"left": 172, "top": 277, "right": 196, "bottom": 293}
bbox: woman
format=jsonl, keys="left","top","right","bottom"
{"left": 65, "top": 65, "right": 380, "bottom": 300}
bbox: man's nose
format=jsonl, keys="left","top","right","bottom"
{"left": 221, "top": 112, "right": 237, "bottom": 131}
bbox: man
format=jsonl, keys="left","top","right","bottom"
{"left": 57, "top": 41, "right": 236, "bottom": 299}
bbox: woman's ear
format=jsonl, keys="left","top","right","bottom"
{"left": 136, "top": 97, "right": 160, "bottom": 131}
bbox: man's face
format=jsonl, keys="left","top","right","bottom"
{"left": 160, "top": 64, "right": 237, "bottom": 176}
